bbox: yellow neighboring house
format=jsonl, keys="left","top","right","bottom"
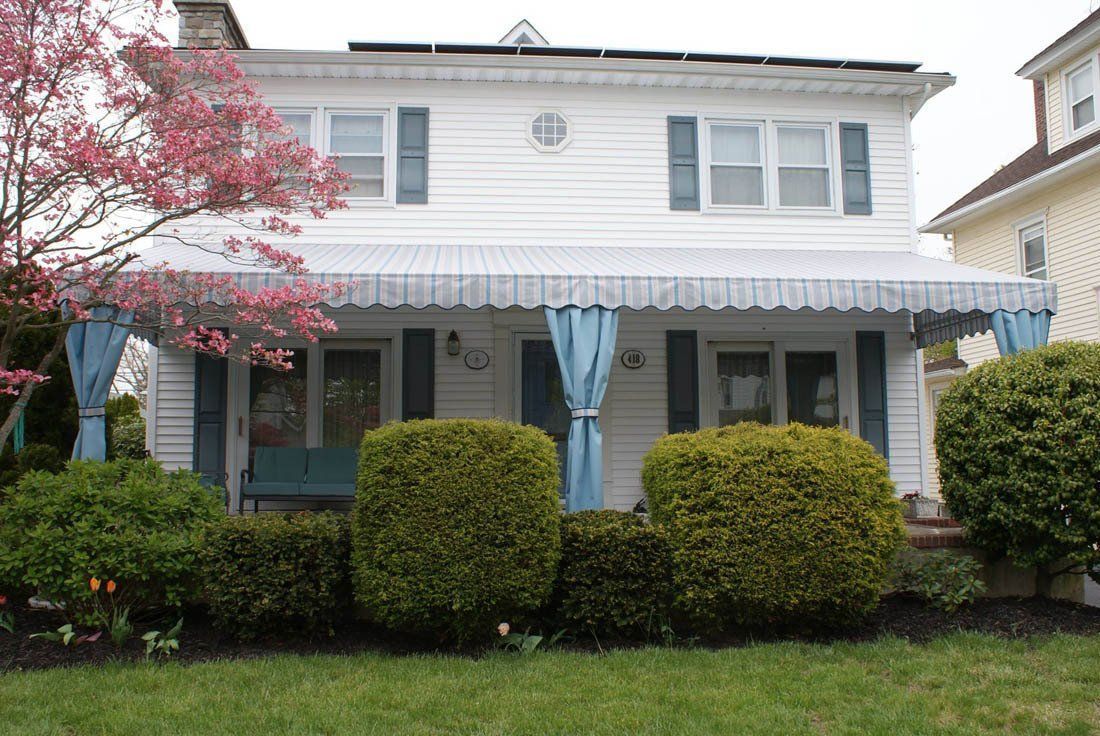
{"left": 923, "top": 7, "right": 1100, "bottom": 367}
{"left": 921, "top": 8, "right": 1100, "bottom": 498}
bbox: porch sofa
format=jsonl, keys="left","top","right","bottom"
{"left": 240, "top": 446, "right": 358, "bottom": 513}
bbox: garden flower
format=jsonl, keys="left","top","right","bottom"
{"left": 89, "top": 577, "right": 101, "bottom": 592}
{"left": 106, "top": 580, "right": 116, "bottom": 594}
{"left": 0, "top": 595, "right": 7, "bottom": 606}
{"left": 497, "top": 623, "right": 510, "bottom": 637}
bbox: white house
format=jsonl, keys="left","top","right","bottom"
{"left": 141, "top": 3, "right": 1056, "bottom": 513}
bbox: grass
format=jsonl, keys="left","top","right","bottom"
{"left": 2, "top": 634, "right": 1099, "bottom": 735}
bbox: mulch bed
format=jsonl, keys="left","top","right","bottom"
{"left": 3, "top": 595, "right": 1100, "bottom": 673}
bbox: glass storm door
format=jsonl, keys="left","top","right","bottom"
{"left": 785, "top": 350, "right": 841, "bottom": 428}
{"left": 521, "top": 339, "right": 569, "bottom": 495}
{"left": 322, "top": 348, "right": 383, "bottom": 447}
{"left": 715, "top": 348, "right": 773, "bottom": 426}
{"left": 247, "top": 353, "right": 309, "bottom": 467}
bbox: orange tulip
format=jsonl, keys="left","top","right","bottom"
{"left": 106, "top": 580, "right": 116, "bottom": 594}
{"left": 89, "top": 577, "right": 101, "bottom": 592}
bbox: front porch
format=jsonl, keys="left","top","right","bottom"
{"left": 132, "top": 243, "right": 1056, "bottom": 512}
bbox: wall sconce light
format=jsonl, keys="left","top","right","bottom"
{"left": 447, "top": 330, "right": 461, "bottom": 356}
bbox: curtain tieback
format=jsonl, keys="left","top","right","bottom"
{"left": 78, "top": 406, "right": 106, "bottom": 418}
{"left": 571, "top": 408, "right": 599, "bottom": 419}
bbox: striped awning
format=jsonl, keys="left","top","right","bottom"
{"left": 127, "top": 243, "right": 1056, "bottom": 345}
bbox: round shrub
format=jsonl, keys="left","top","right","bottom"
{"left": 200, "top": 512, "right": 350, "bottom": 639}
{"left": 110, "top": 415, "right": 147, "bottom": 460}
{"left": 556, "top": 510, "right": 673, "bottom": 637}
{"left": 643, "top": 423, "right": 906, "bottom": 631}
{"left": 0, "top": 443, "right": 64, "bottom": 491}
{"left": 0, "top": 459, "right": 221, "bottom": 625}
{"left": 936, "top": 342, "right": 1100, "bottom": 585}
{"left": 352, "top": 419, "right": 561, "bottom": 642}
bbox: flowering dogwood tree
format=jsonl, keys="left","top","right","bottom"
{"left": 0, "top": 0, "right": 349, "bottom": 448}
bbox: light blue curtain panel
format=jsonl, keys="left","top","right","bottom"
{"left": 66, "top": 306, "right": 134, "bottom": 460}
{"left": 990, "top": 309, "right": 1051, "bottom": 356}
{"left": 544, "top": 305, "right": 620, "bottom": 512}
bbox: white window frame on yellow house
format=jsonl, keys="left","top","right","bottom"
{"left": 1013, "top": 212, "right": 1049, "bottom": 281}
{"left": 1063, "top": 54, "right": 1099, "bottom": 140}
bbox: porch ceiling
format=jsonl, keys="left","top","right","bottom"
{"left": 126, "top": 244, "right": 1056, "bottom": 346}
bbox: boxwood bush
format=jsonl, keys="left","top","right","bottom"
{"left": 352, "top": 419, "right": 561, "bottom": 642}
{"left": 643, "top": 423, "right": 906, "bottom": 631}
{"left": 936, "top": 342, "right": 1100, "bottom": 590}
{"left": 556, "top": 510, "right": 673, "bottom": 637}
{"left": 200, "top": 512, "right": 350, "bottom": 639}
{"left": 0, "top": 459, "right": 220, "bottom": 624}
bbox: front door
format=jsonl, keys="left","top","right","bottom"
{"left": 520, "top": 339, "right": 569, "bottom": 496}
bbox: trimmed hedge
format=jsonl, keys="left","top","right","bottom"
{"left": 556, "top": 510, "right": 673, "bottom": 636}
{"left": 936, "top": 342, "right": 1100, "bottom": 584}
{"left": 200, "top": 512, "right": 350, "bottom": 639}
{"left": 0, "top": 459, "right": 220, "bottom": 625}
{"left": 643, "top": 423, "right": 906, "bottom": 631}
{"left": 352, "top": 419, "right": 561, "bottom": 642}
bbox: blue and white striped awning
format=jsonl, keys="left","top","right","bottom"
{"left": 128, "top": 243, "right": 1056, "bottom": 344}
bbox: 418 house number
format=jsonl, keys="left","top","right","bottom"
{"left": 620, "top": 349, "right": 645, "bottom": 369}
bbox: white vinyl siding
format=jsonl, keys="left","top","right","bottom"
{"left": 174, "top": 78, "right": 914, "bottom": 249}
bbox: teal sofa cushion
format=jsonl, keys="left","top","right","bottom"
{"left": 252, "top": 446, "right": 308, "bottom": 483}
{"left": 304, "top": 447, "right": 358, "bottom": 485}
{"left": 242, "top": 481, "right": 302, "bottom": 496}
{"left": 299, "top": 482, "right": 356, "bottom": 497}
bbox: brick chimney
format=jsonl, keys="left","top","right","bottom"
{"left": 1033, "top": 79, "right": 1047, "bottom": 145}
{"left": 175, "top": 1, "right": 249, "bottom": 49}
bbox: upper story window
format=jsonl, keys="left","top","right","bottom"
{"left": 709, "top": 123, "right": 765, "bottom": 206}
{"left": 277, "top": 112, "right": 314, "bottom": 147}
{"left": 1066, "top": 59, "right": 1097, "bottom": 136}
{"left": 528, "top": 111, "right": 571, "bottom": 152}
{"left": 777, "top": 125, "right": 832, "bottom": 208}
{"left": 704, "top": 119, "right": 836, "bottom": 211}
{"left": 329, "top": 113, "right": 386, "bottom": 199}
{"left": 1017, "top": 219, "right": 1048, "bottom": 280}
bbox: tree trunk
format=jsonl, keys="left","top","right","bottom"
{"left": 0, "top": 328, "right": 68, "bottom": 452}
{"left": 1035, "top": 567, "right": 1055, "bottom": 599}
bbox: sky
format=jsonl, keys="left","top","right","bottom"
{"left": 199, "top": 0, "right": 1098, "bottom": 259}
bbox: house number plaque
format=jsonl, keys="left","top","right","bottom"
{"left": 464, "top": 350, "right": 489, "bottom": 370}
{"left": 620, "top": 349, "right": 646, "bottom": 369}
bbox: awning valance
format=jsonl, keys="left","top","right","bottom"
{"left": 127, "top": 243, "right": 1056, "bottom": 345}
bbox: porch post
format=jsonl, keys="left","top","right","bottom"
{"left": 990, "top": 309, "right": 1051, "bottom": 356}
{"left": 544, "top": 306, "right": 619, "bottom": 512}
{"left": 66, "top": 306, "right": 134, "bottom": 461}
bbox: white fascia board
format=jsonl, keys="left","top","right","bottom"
{"left": 1016, "top": 22, "right": 1100, "bottom": 79}
{"left": 212, "top": 49, "right": 955, "bottom": 97}
{"left": 920, "top": 143, "right": 1100, "bottom": 234}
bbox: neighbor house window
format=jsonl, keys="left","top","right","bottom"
{"left": 708, "top": 123, "right": 766, "bottom": 207}
{"left": 328, "top": 113, "right": 386, "bottom": 198}
{"left": 777, "top": 125, "right": 832, "bottom": 208}
{"left": 528, "top": 111, "right": 571, "bottom": 152}
{"left": 1067, "top": 61, "right": 1097, "bottom": 134}
{"left": 1018, "top": 220, "right": 1048, "bottom": 280}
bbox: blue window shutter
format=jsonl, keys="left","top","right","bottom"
{"left": 193, "top": 354, "right": 228, "bottom": 488}
{"left": 840, "top": 122, "right": 872, "bottom": 215}
{"left": 402, "top": 329, "right": 435, "bottom": 420}
{"left": 666, "top": 331, "right": 699, "bottom": 433}
{"left": 667, "top": 116, "right": 700, "bottom": 210}
{"left": 397, "top": 107, "right": 429, "bottom": 204}
{"left": 856, "top": 331, "right": 889, "bottom": 458}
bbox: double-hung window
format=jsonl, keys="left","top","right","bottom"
{"left": 705, "top": 120, "right": 835, "bottom": 211}
{"left": 1067, "top": 60, "right": 1097, "bottom": 135}
{"left": 1018, "top": 220, "right": 1048, "bottom": 280}
{"left": 776, "top": 125, "right": 832, "bottom": 208}
{"left": 327, "top": 112, "right": 387, "bottom": 199}
{"left": 708, "top": 123, "right": 766, "bottom": 207}
{"left": 273, "top": 110, "right": 315, "bottom": 189}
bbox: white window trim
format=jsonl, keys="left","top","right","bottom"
{"left": 325, "top": 108, "right": 393, "bottom": 204}
{"left": 774, "top": 122, "right": 834, "bottom": 211}
{"left": 700, "top": 116, "right": 843, "bottom": 216}
{"left": 1013, "top": 213, "right": 1049, "bottom": 281}
{"left": 526, "top": 109, "right": 573, "bottom": 153}
{"left": 703, "top": 120, "right": 768, "bottom": 210}
{"left": 701, "top": 335, "right": 855, "bottom": 432}
{"left": 1063, "top": 55, "right": 1099, "bottom": 140}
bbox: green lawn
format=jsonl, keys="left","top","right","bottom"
{"left": 2, "top": 634, "right": 1098, "bottom": 735}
